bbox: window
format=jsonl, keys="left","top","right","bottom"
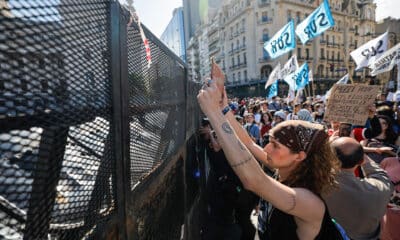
{"left": 263, "top": 28, "right": 269, "bottom": 41}
{"left": 306, "top": 48, "right": 309, "bottom": 59}
{"left": 231, "top": 43, "right": 234, "bottom": 51}
{"left": 243, "top": 53, "right": 247, "bottom": 63}
{"left": 263, "top": 48, "right": 269, "bottom": 59}
{"left": 332, "top": 36, "right": 335, "bottom": 44}
{"left": 337, "top": 52, "right": 340, "bottom": 61}
{"left": 233, "top": 73, "right": 236, "bottom": 81}
{"left": 331, "top": 51, "right": 334, "bottom": 60}
{"left": 242, "top": 19, "right": 245, "bottom": 29}
{"left": 262, "top": 11, "right": 268, "bottom": 22}
{"left": 297, "top": 48, "right": 301, "bottom": 58}
{"left": 243, "top": 36, "right": 246, "bottom": 46}
{"left": 327, "top": 51, "right": 330, "bottom": 59}
{"left": 237, "top": 55, "right": 240, "bottom": 65}
{"left": 287, "top": 10, "right": 292, "bottom": 22}
{"left": 237, "top": 39, "right": 240, "bottom": 49}
{"left": 244, "top": 70, "right": 248, "bottom": 81}
{"left": 232, "top": 57, "right": 235, "bottom": 66}
{"left": 296, "top": 12, "right": 301, "bottom": 23}
{"left": 320, "top": 48, "right": 325, "bottom": 58}
{"left": 238, "top": 72, "right": 241, "bottom": 81}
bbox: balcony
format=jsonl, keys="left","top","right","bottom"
{"left": 320, "top": 40, "right": 327, "bottom": 45}
{"left": 258, "top": 0, "right": 271, "bottom": 7}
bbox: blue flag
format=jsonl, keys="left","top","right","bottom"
{"left": 267, "top": 81, "right": 278, "bottom": 99}
{"left": 295, "top": 0, "right": 335, "bottom": 44}
{"left": 264, "top": 20, "right": 296, "bottom": 59}
{"left": 284, "top": 63, "right": 309, "bottom": 91}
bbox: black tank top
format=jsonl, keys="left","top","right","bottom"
{"left": 265, "top": 205, "right": 344, "bottom": 240}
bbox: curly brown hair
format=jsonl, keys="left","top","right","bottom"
{"left": 283, "top": 139, "right": 340, "bottom": 196}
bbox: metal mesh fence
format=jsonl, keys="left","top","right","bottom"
{"left": 0, "top": 1, "right": 116, "bottom": 239}
{"left": 0, "top": 1, "right": 203, "bottom": 239}
{"left": 126, "top": 22, "right": 187, "bottom": 186}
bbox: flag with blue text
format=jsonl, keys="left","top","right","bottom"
{"left": 295, "top": 0, "right": 335, "bottom": 44}
{"left": 350, "top": 31, "right": 388, "bottom": 70}
{"left": 268, "top": 81, "right": 278, "bottom": 99}
{"left": 284, "top": 63, "right": 309, "bottom": 91}
{"left": 264, "top": 20, "right": 296, "bottom": 59}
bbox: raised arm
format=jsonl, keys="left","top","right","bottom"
{"left": 197, "top": 83, "right": 324, "bottom": 228}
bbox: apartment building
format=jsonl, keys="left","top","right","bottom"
{"left": 187, "top": 0, "right": 376, "bottom": 93}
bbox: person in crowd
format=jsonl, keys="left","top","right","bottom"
{"left": 324, "top": 137, "right": 393, "bottom": 240}
{"left": 286, "top": 102, "right": 300, "bottom": 120}
{"left": 268, "top": 96, "right": 281, "bottom": 111}
{"left": 260, "top": 100, "right": 269, "bottom": 113}
{"left": 244, "top": 113, "right": 260, "bottom": 145}
{"left": 199, "top": 121, "right": 258, "bottom": 240}
{"left": 297, "top": 109, "right": 313, "bottom": 122}
{"left": 197, "top": 82, "right": 344, "bottom": 240}
{"left": 380, "top": 154, "right": 400, "bottom": 240}
{"left": 376, "top": 105, "right": 400, "bottom": 134}
{"left": 259, "top": 112, "right": 273, "bottom": 147}
{"left": 302, "top": 102, "right": 313, "bottom": 113}
{"left": 361, "top": 115, "right": 399, "bottom": 163}
{"left": 311, "top": 103, "right": 325, "bottom": 123}
{"left": 272, "top": 110, "right": 286, "bottom": 127}
{"left": 327, "top": 121, "right": 340, "bottom": 137}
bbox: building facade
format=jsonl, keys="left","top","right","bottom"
{"left": 186, "top": 0, "right": 377, "bottom": 95}
{"left": 161, "top": 7, "right": 186, "bottom": 61}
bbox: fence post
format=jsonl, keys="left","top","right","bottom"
{"left": 110, "top": 2, "right": 131, "bottom": 239}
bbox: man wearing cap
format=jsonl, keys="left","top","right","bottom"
{"left": 323, "top": 137, "right": 393, "bottom": 240}
{"left": 273, "top": 110, "right": 286, "bottom": 126}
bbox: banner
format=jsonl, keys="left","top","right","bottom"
{"left": 295, "top": 0, "right": 335, "bottom": 44}
{"left": 350, "top": 31, "right": 388, "bottom": 70}
{"left": 264, "top": 20, "right": 296, "bottom": 59}
{"left": 265, "top": 63, "right": 282, "bottom": 89}
{"left": 370, "top": 42, "right": 400, "bottom": 76}
{"left": 284, "top": 63, "right": 309, "bottom": 91}
{"left": 267, "top": 81, "right": 278, "bottom": 99}
{"left": 281, "top": 55, "right": 299, "bottom": 90}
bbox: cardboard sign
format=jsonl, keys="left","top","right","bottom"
{"left": 324, "top": 84, "right": 380, "bottom": 126}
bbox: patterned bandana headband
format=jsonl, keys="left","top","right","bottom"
{"left": 270, "top": 120, "right": 327, "bottom": 154}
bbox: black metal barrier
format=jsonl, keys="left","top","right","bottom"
{"left": 0, "top": 1, "right": 203, "bottom": 239}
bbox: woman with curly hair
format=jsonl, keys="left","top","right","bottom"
{"left": 197, "top": 81, "right": 344, "bottom": 239}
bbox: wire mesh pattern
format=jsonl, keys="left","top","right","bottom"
{"left": 0, "top": 1, "right": 116, "bottom": 239}
{"left": 127, "top": 23, "right": 187, "bottom": 186}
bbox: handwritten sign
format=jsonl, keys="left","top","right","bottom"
{"left": 324, "top": 84, "right": 380, "bottom": 126}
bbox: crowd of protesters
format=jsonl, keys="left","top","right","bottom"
{"left": 198, "top": 84, "right": 400, "bottom": 240}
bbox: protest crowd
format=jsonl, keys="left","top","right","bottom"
{"left": 198, "top": 88, "right": 400, "bottom": 240}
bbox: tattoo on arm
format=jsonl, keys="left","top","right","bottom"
{"left": 285, "top": 193, "right": 297, "bottom": 212}
{"left": 237, "top": 140, "right": 246, "bottom": 151}
{"left": 230, "top": 154, "right": 252, "bottom": 168}
{"left": 221, "top": 122, "right": 233, "bottom": 134}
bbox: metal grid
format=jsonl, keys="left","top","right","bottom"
{"left": 0, "top": 1, "right": 116, "bottom": 239}
{"left": 126, "top": 23, "right": 187, "bottom": 185}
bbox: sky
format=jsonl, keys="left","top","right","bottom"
{"left": 126, "top": 0, "right": 400, "bottom": 38}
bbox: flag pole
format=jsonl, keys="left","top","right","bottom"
{"left": 343, "top": 15, "right": 354, "bottom": 84}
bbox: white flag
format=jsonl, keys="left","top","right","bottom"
{"left": 324, "top": 73, "right": 349, "bottom": 100}
{"left": 350, "top": 32, "right": 388, "bottom": 70}
{"left": 265, "top": 63, "right": 282, "bottom": 89}
{"left": 370, "top": 42, "right": 400, "bottom": 76}
{"left": 281, "top": 55, "right": 298, "bottom": 77}
{"left": 309, "top": 70, "right": 313, "bottom": 82}
{"left": 281, "top": 55, "right": 298, "bottom": 90}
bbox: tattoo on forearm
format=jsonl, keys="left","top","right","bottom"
{"left": 238, "top": 140, "right": 246, "bottom": 151}
{"left": 230, "top": 155, "right": 252, "bottom": 168}
{"left": 221, "top": 122, "right": 233, "bottom": 134}
{"left": 286, "top": 193, "right": 297, "bottom": 212}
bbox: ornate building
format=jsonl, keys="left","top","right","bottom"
{"left": 186, "top": 0, "right": 377, "bottom": 95}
